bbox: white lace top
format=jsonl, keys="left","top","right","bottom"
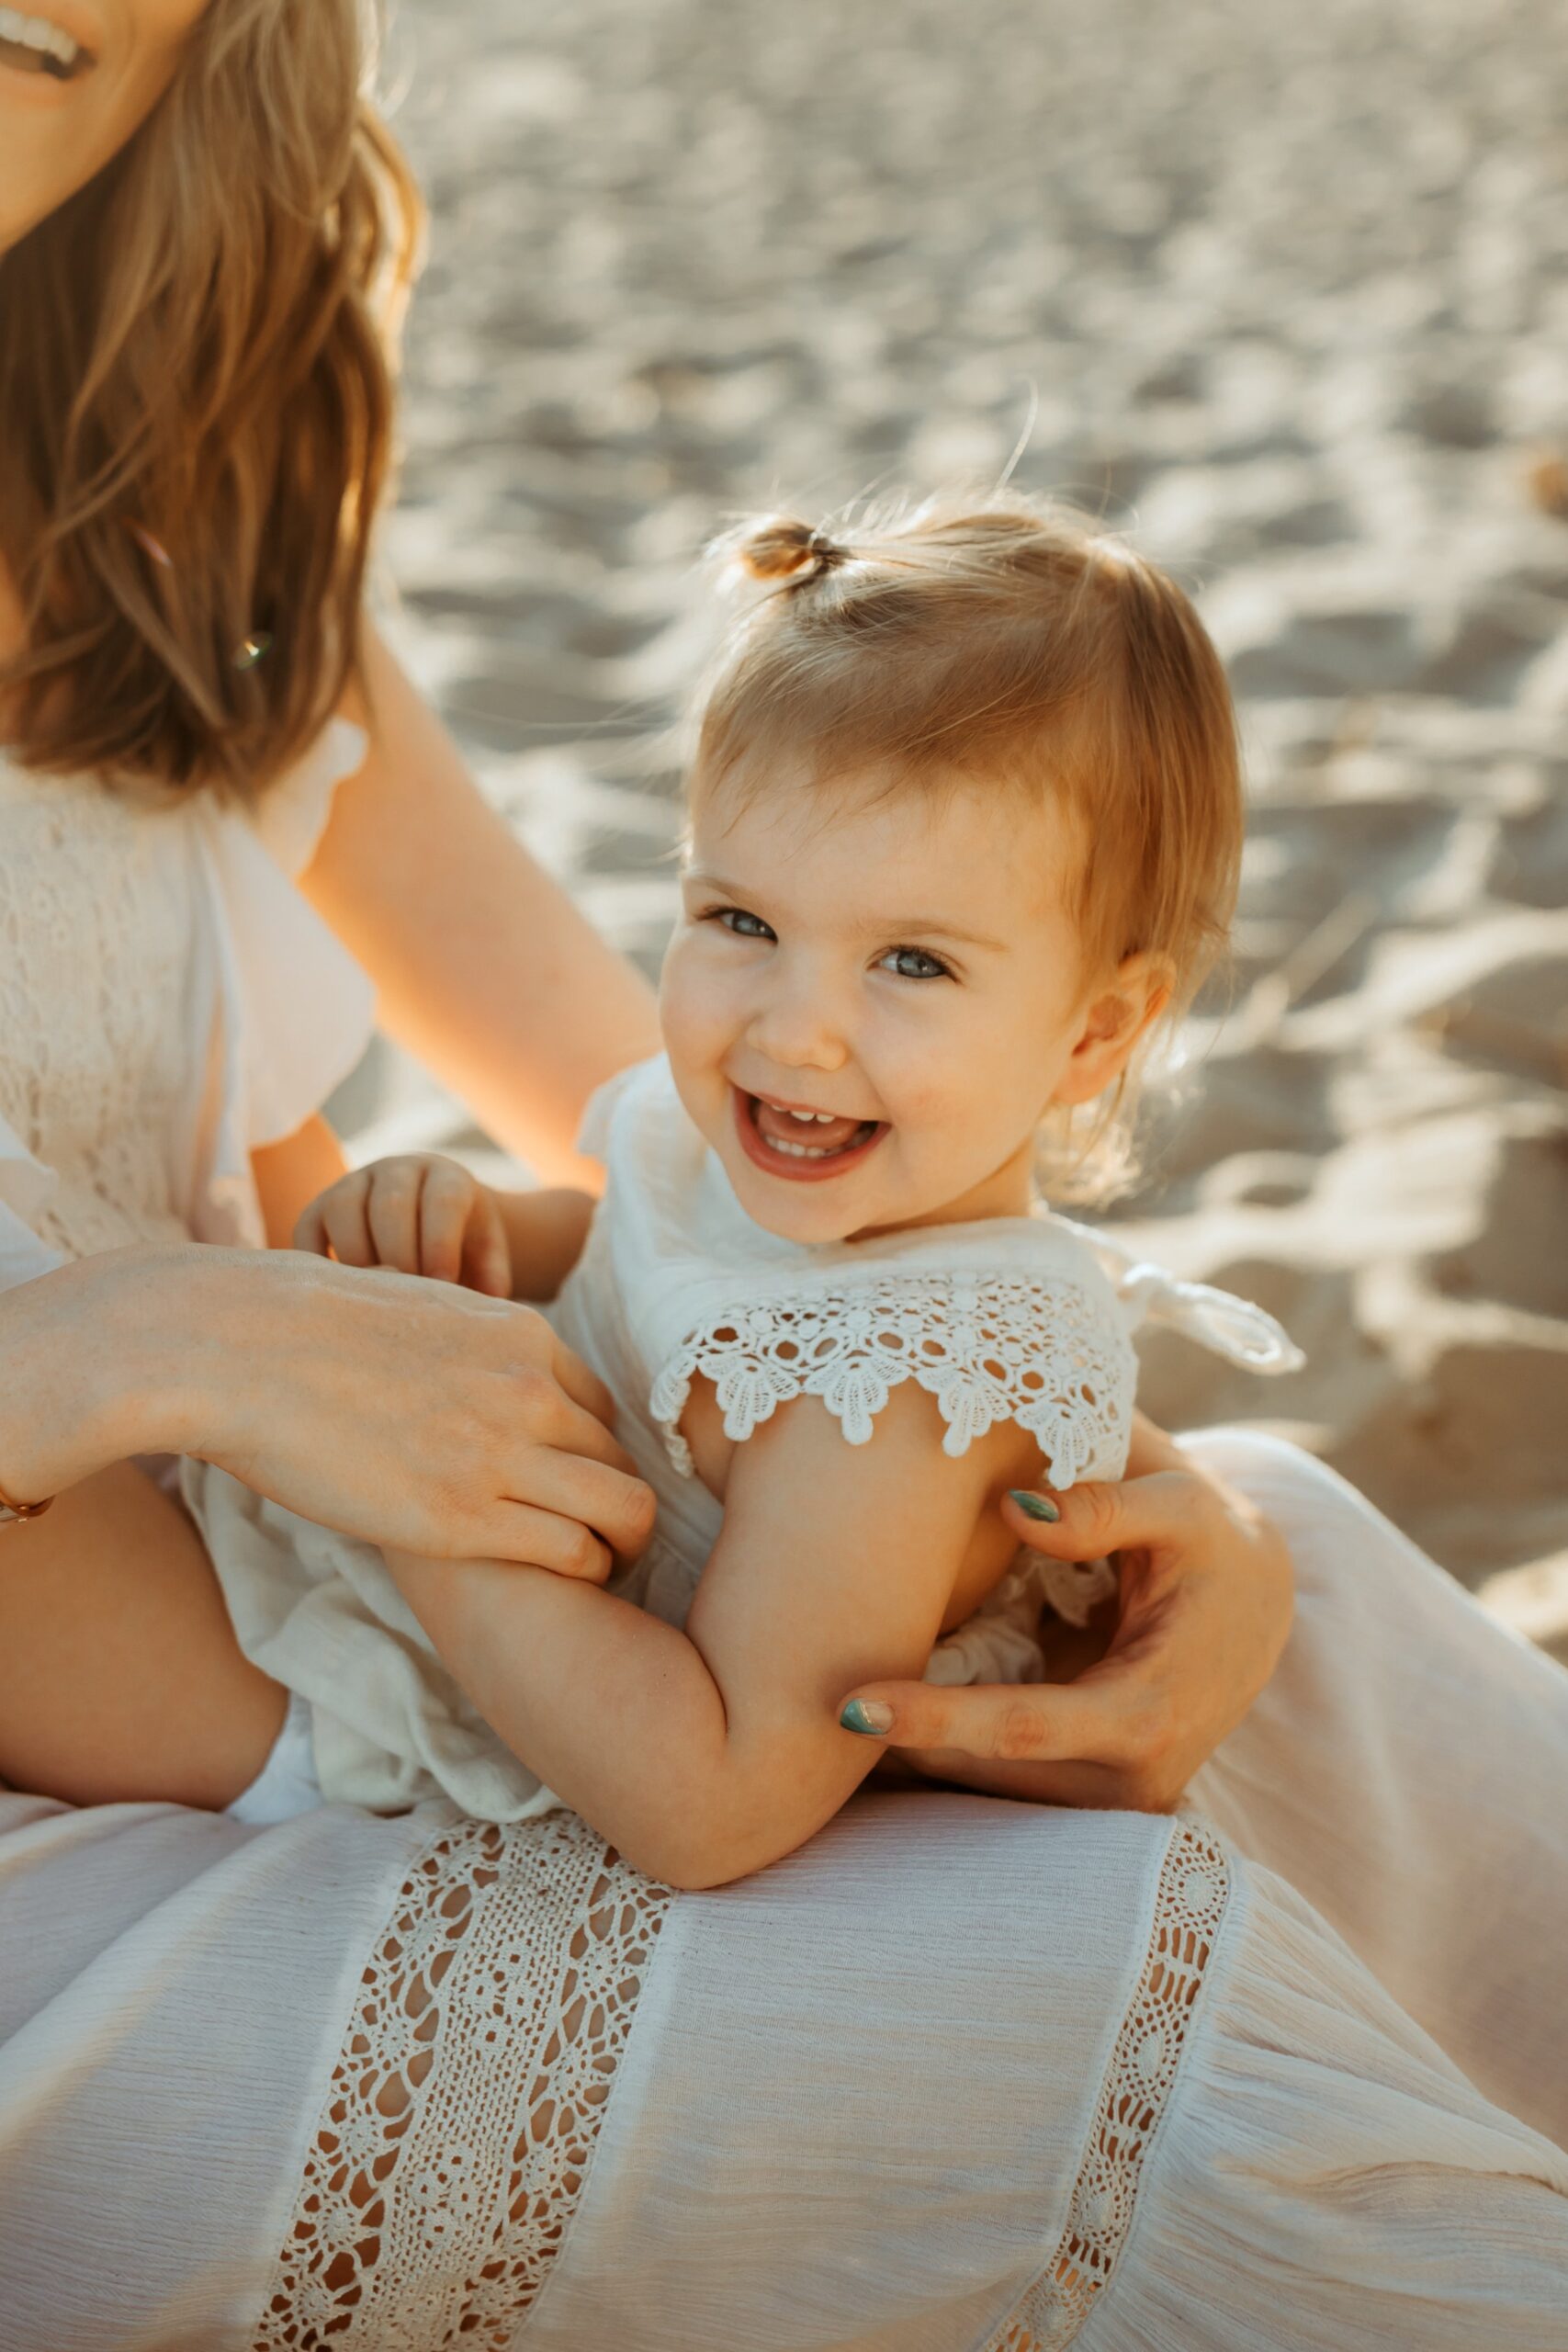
{"left": 559, "top": 1056, "right": 1304, "bottom": 1679}
{"left": 0, "top": 720, "right": 374, "bottom": 1292}
{"left": 188, "top": 1053, "right": 1303, "bottom": 1819}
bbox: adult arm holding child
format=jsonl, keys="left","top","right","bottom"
{"left": 0, "top": 1244, "right": 649, "bottom": 1805}
{"left": 839, "top": 1411, "right": 1295, "bottom": 1813}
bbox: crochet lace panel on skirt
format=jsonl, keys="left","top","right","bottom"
{"left": 984, "top": 1821, "right": 1233, "bottom": 2352}
{"left": 253, "top": 1809, "right": 671, "bottom": 2350}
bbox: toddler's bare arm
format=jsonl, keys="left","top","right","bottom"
{"left": 382, "top": 1384, "right": 1010, "bottom": 1887}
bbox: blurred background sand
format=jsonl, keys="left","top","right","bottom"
{"left": 345, "top": 0, "right": 1568, "bottom": 1650}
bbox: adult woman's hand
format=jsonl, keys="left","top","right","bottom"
{"left": 838, "top": 1412, "right": 1293, "bottom": 1811}
{"left": 3, "top": 1242, "right": 653, "bottom": 1578}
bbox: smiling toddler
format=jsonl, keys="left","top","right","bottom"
{"left": 186, "top": 497, "right": 1302, "bottom": 1883}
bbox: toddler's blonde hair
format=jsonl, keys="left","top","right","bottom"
{"left": 692, "top": 498, "right": 1244, "bottom": 1204}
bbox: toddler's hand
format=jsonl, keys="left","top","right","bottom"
{"left": 295, "top": 1156, "right": 513, "bottom": 1298}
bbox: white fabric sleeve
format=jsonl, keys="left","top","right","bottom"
{"left": 649, "top": 1265, "right": 1139, "bottom": 1490}
{"left": 574, "top": 1060, "right": 652, "bottom": 1167}
{"left": 180, "top": 795, "right": 377, "bottom": 1245}
{"left": 247, "top": 718, "right": 369, "bottom": 879}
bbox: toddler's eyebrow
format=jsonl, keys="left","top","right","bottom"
{"left": 682, "top": 870, "right": 1005, "bottom": 954}
{"left": 869, "top": 913, "right": 1008, "bottom": 951}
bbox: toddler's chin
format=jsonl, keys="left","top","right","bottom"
{"left": 725, "top": 1157, "right": 865, "bottom": 1244}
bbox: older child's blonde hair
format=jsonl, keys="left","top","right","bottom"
{"left": 0, "top": 0, "right": 421, "bottom": 799}
{"left": 694, "top": 499, "right": 1244, "bottom": 1204}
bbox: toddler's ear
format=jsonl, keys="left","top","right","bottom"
{"left": 1053, "top": 953, "right": 1173, "bottom": 1106}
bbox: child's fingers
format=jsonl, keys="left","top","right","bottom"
{"left": 418, "top": 1161, "right": 477, "bottom": 1284}
{"left": 459, "top": 1189, "right": 513, "bottom": 1298}
{"left": 366, "top": 1159, "right": 425, "bottom": 1277}
{"left": 316, "top": 1180, "right": 377, "bottom": 1270}
{"left": 292, "top": 1197, "right": 331, "bottom": 1256}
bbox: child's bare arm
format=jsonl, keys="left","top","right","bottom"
{"left": 252, "top": 1114, "right": 348, "bottom": 1249}
{"left": 492, "top": 1186, "right": 594, "bottom": 1300}
{"left": 382, "top": 1384, "right": 1002, "bottom": 1887}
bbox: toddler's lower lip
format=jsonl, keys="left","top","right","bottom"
{"left": 732, "top": 1088, "right": 888, "bottom": 1184}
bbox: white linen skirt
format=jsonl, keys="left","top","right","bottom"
{"left": 1, "top": 1431, "right": 1565, "bottom": 2351}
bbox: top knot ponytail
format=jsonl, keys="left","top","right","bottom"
{"left": 733, "top": 515, "right": 848, "bottom": 585}
{"left": 692, "top": 490, "right": 1247, "bottom": 1209}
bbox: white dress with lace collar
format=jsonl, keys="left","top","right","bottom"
{"left": 189, "top": 1052, "right": 1303, "bottom": 1819}
{"left": 561, "top": 1054, "right": 1304, "bottom": 1678}
{"left": 6, "top": 745, "right": 1568, "bottom": 2352}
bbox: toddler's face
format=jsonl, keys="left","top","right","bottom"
{"left": 660, "top": 765, "right": 1156, "bottom": 1246}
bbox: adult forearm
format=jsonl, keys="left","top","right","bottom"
{"left": 0, "top": 1247, "right": 210, "bottom": 1502}
{"left": 310, "top": 627, "right": 660, "bottom": 1188}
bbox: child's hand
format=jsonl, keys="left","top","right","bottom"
{"left": 295, "top": 1156, "right": 513, "bottom": 1298}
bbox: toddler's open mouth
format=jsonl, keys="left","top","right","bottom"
{"left": 733, "top": 1087, "right": 888, "bottom": 1183}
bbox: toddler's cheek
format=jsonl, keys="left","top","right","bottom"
{"left": 659, "top": 951, "right": 736, "bottom": 1098}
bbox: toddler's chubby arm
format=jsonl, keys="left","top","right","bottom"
{"left": 380, "top": 1383, "right": 1014, "bottom": 1890}
{"left": 295, "top": 1152, "right": 593, "bottom": 1303}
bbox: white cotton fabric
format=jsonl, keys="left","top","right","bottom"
{"left": 0, "top": 719, "right": 373, "bottom": 1292}
{"left": 6, "top": 750, "right": 1568, "bottom": 2345}
{"left": 5, "top": 1746, "right": 1568, "bottom": 2352}
{"left": 196, "top": 1052, "right": 1303, "bottom": 1820}
{"left": 525, "top": 1798, "right": 1568, "bottom": 2352}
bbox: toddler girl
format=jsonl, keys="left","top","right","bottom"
{"left": 189, "top": 498, "right": 1301, "bottom": 1884}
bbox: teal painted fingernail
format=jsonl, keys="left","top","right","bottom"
{"left": 1009, "top": 1489, "right": 1061, "bottom": 1522}
{"left": 840, "top": 1699, "right": 894, "bottom": 1736}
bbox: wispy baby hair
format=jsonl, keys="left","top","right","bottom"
{"left": 693, "top": 495, "right": 1244, "bottom": 1204}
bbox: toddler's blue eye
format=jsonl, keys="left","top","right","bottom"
{"left": 878, "top": 945, "right": 951, "bottom": 980}
{"left": 716, "top": 907, "right": 776, "bottom": 941}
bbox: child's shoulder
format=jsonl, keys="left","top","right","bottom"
{"left": 649, "top": 1207, "right": 1143, "bottom": 1494}
{"left": 576, "top": 1054, "right": 1303, "bottom": 1494}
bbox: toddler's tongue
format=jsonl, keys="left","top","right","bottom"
{"left": 753, "top": 1099, "right": 869, "bottom": 1155}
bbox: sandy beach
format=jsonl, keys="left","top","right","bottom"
{"left": 355, "top": 0, "right": 1568, "bottom": 1650}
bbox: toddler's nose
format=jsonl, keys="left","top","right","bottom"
{"left": 746, "top": 980, "right": 851, "bottom": 1075}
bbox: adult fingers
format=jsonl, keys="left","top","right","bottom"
{"left": 498, "top": 1449, "right": 655, "bottom": 1561}
{"left": 367, "top": 1160, "right": 424, "bottom": 1277}
{"left": 547, "top": 1332, "right": 620, "bottom": 1431}
{"left": 841, "top": 1669, "right": 1187, "bottom": 1812}
{"left": 477, "top": 1502, "right": 615, "bottom": 1584}
{"left": 837, "top": 1670, "right": 1147, "bottom": 1767}
{"left": 1000, "top": 1469, "right": 1204, "bottom": 1565}
{"left": 523, "top": 1376, "right": 639, "bottom": 1475}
